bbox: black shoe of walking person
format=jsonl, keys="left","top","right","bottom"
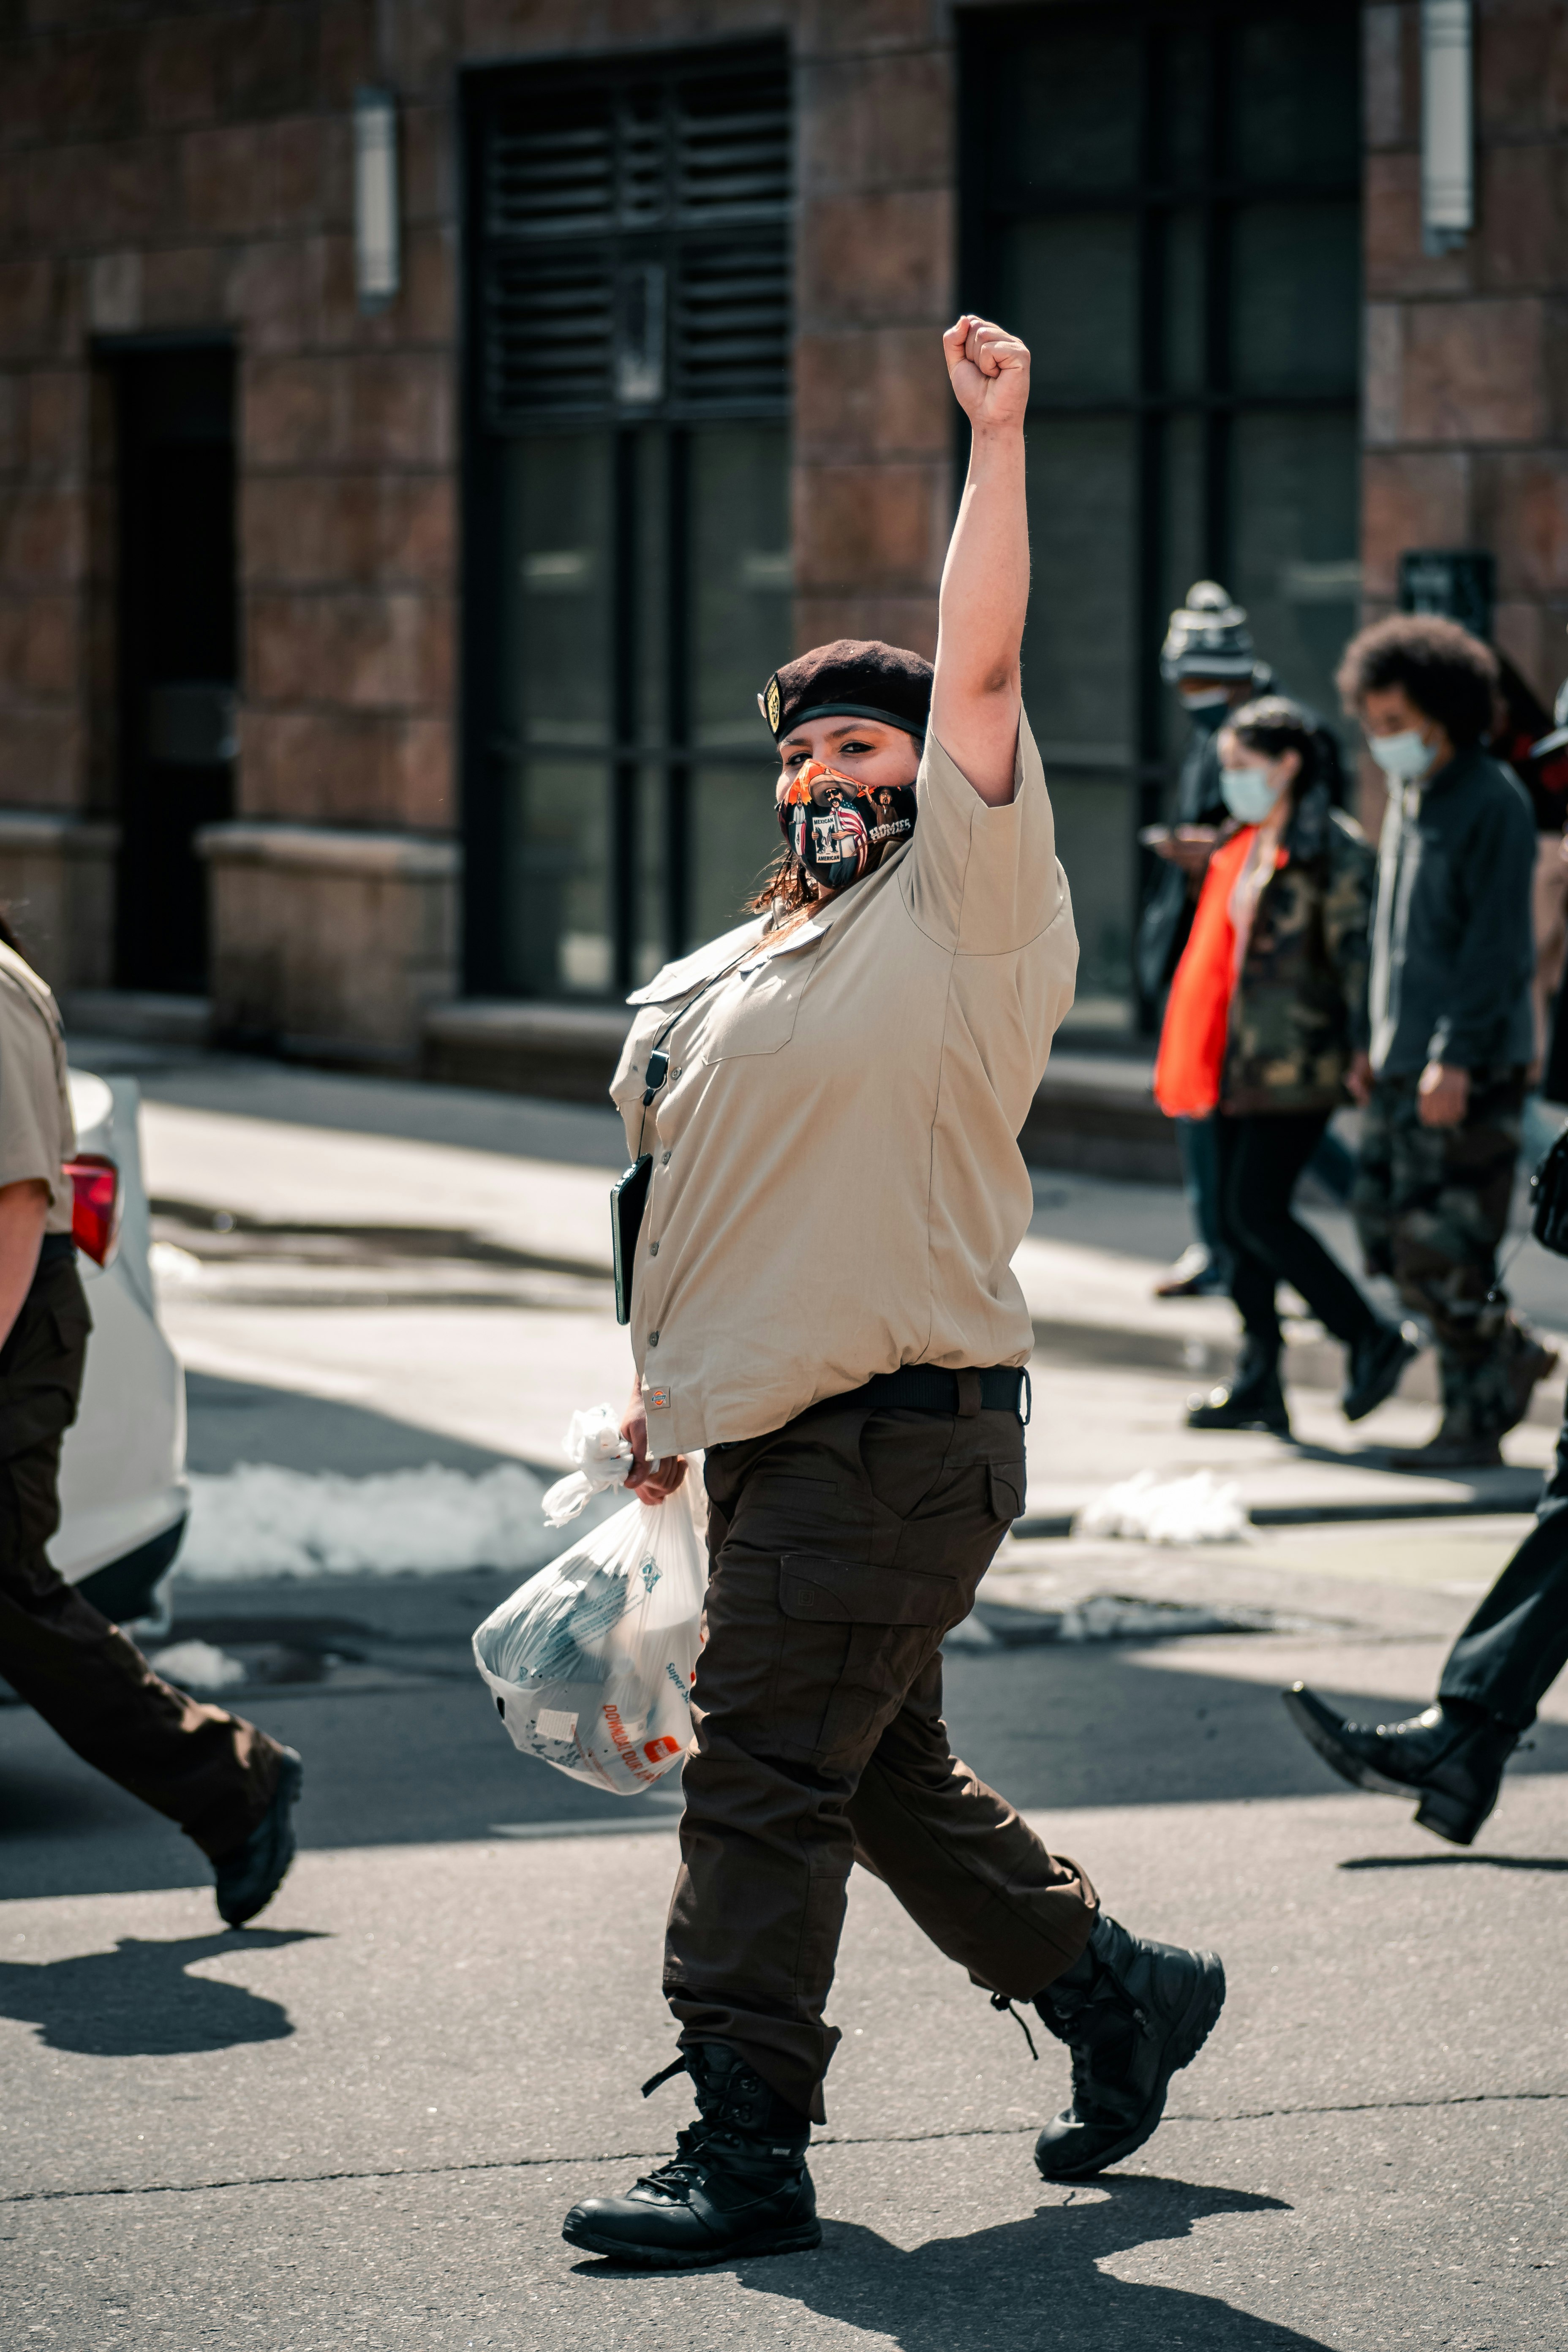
{"left": 213, "top": 1748, "right": 303, "bottom": 1927}
{"left": 1032, "top": 1915, "right": 1226, "bottom": 2181}
{"left": 562, "top": 2043, "right": 820, "bottom": 2270}
{"left": 1185, "top": 1341, "right": 1289, "bottom": 1435}
{"left": 1342, "top": 1321, "right": 1418, "bottom": 1424}
{"left": 1282, "top": 1685, "right": 1519, "bottom": 1846}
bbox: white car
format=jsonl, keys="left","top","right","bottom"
{"left": 52, "top": 1070, "right": 188, "bottom": 1623}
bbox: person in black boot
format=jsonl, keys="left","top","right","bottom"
{"left": 1282, "top": 1362, "right": 1568, "bottom": 1843}
{"left": 0, "top": 915, "right": 302, "bottom": 1924}
{"left": 1153, "top": 700, "right": 1405, "bottom": 1447}
{"left": 568, "top": 317, "right": 1227, "bottom": 2273}
{"left": 1032, "top": 1914, "right": 1226, "bottom": 2180}
{"left": 1281, "top": 1687, "right": 1518, "bottom": 1846}
{"left": 562, "top": 2044, "right": 819, "bottom": 2270}
{"left": 1185, "top": 1336, "right": 1291, "bottom": 1434}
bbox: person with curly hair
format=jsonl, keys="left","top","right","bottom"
{"left": 1335, "top": 613, "right": 1556, "bottom": 1469}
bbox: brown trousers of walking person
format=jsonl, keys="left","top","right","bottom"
{"left": 0, "top": 1250, "right": 284, "bottom": 1859}
{"left": 664, "top": 1394, "right": 1097, "bottom": 2123}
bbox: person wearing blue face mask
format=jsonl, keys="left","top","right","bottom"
{"left": 1153, "top": 698, "right": 1405, "bottom": 1436}
{"left": 1336, "top": 613, "right": 1557, "bottom": 1470}
{"left": 1138, "top": 582, "right": 1266, "bottom": 1300}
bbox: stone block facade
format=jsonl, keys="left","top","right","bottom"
{"left": 0, "top": 0, "right": 955, "bottom": 1060}
{"left": 198, "top": 820, "right": 459, "bottom": 1064}
{"left": 1362, "top": 0, "right": 1568, "bottom": 700}
{"left": 1, "top": 0, "right": 1566, "bottom": 1070}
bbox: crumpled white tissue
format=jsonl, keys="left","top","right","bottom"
{"left": 541, "top": 1405, "right": 635, "bottom": 1527}
{"left": 1074, "top": 1468, "right": 1248, "bottom": 1546}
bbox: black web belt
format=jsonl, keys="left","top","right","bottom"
{"left": 839, "top": 1364, "right": 1032, "bottom": 1423}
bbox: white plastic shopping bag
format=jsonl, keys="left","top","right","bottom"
{"left": 539, "top": 1404, "right": 636, "bottom": 1528}
{"left": 472, "top": 1470, "right": 707, "bottom": 1796}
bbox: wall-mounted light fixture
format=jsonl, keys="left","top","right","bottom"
{"left": 1421, "top": 0, "right": 1473, "bottom": 256}
{"left": 354, "top": 87, "right": 401, "bottom": 313}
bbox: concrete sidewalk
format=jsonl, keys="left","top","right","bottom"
{"left": 108, "top": 1049, "right": 1567, "bottom": 1533}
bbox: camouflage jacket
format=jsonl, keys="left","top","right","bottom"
{"left": 1221, "top": 781, "right": 1375, "bottom": 1113}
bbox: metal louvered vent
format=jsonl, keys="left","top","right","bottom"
{"left": 674, "top": 234, "right": 790, "bottom": 406}
{"left": 477, "top": 47, "right": 790, "bottom": 427}
{"left": 675, "top": 74, "right": 790, "bottom": 218}
{"left": 485, "top": 249, "right": 615, "bottom": 420}
{"left": 487, "top": 99, "right": 615, "bottom": 239}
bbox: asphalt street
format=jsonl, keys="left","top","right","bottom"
{"left": 3, "top": 1052, "right": 1565, "bottom": 2347}
{"left": 5, "top": 1568, "right": 1567, "bottom": 2348}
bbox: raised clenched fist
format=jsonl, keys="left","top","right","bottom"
{"left": 942, "top": 314, "right": 1030, "bottom": 433}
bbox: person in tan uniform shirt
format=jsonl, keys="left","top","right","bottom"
{"left": 563, "top": 320, "right": 1228, "bottom": 2272}
{"left": 0, "top": 921, "right": 301, "bottom": 1925}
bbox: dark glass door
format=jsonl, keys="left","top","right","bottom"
{"left": 113, "top": 345, "right": 237, "bottom": 994}
{"left": 463, "top": 43, "right": 792, "bottom": 999}
{"left": 963, "top": 1, "right": 1362, "bottom": 1030}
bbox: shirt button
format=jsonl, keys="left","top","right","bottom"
{"left": 661, "top": 1152, "right": 671, "bottom": 1165}
{"left": 649, "top": 1331, "right": 660, "bottom": 1345}
{"left": 649, "top": 1241, "right": 659, "bottom": 1257}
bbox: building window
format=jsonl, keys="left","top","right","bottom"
{"left": 463, "top": 43, "right": 792, "bottom": 1001}
{"left": 962, "top": 1, "right": 1361, "bottom": 1029}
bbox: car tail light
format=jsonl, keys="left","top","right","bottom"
{"left": 63, "top": 1154, "right": 121, "bottom": 1267}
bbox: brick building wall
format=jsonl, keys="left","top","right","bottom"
{"left": 1363, "top": 0, "right": 1568, "bottom": 699}
{"left": 0, "top": 0, "right": 957, "bottom": 1056}
{"left": 4, "top": 0, "right": 1567, "bottom": 1064}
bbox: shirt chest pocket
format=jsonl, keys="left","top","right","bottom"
{"left": 698, "top": 937, "right": 822, "bottom": 1062}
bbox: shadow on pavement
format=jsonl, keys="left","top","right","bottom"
{"left": 939, "top": 1648, "right": 1568, "bottom": 1812}
{"left": 137, "top": 1057, "right": 629, "bottom": 1169}
{"left": 1339, "top": 1852, "right": 1568, "bottom": 1871}
{"left": 185, "top": 1370, "right": 529, "bottom": 1478}
{"left": 0, "top": 1928, "right": 322, "bottom": 2055}
{"left": 9, "top": 1630, "right": 1568, "bottom": 1902}
{"left": 575, "top": 2177, "right": 1323, "bottom": 2349}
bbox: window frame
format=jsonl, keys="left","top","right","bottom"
{"left": 959, "top": 0, "right": 1362, "bottom": 1025}
{"left": 460, "top": 41, "right": 792, "bottom": 1002}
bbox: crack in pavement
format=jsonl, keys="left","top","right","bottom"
{"left": 6, "top": 2088, "right": 1564, "bottom": 2208}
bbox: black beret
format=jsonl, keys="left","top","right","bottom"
{"left": 759, "top": 638, "right": 934, "bottom": 743}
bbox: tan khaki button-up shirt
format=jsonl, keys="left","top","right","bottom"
{"left": 610, "top": 715, "right": 1077, "bottom": 1454}
{"left": 0, "top": 942, "right": 76, "bottom": 1234}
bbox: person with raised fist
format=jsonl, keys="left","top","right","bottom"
{"left": 561, "top": 317, "right": 1226, "bottom": 2274}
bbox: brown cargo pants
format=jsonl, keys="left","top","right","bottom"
{"left": 0, "top": 1252, "right": 284, "bottom": 1861}
{"left": 664, "top": 1396, "right": 1097, "bottom": 2122}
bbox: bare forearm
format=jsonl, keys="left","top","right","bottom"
{"left": 0, "top": 1179, "right": 50, "bottom": 1348}
{"left": 930, "top": 318, "right": 1032, "bottom": 806}
{"left": 936, "top": 429, "right": 1027, "bottom": 698}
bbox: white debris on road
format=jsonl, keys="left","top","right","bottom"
{"left": 1075, "top": 1467, "right": 1248, "bottom": 1545}
{"left": 148, "top": 1638, "right": 248, "bottom": 1691}
{"left": 177, "top": 1461, "right": 559, "bottom": 1581}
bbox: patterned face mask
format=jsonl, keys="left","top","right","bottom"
{"left": 777, "top": 761, "right": 918, "bottom": 893}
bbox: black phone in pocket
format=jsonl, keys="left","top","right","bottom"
{"left": 611, "top": 1155, "right": 653, "bottom": 1325}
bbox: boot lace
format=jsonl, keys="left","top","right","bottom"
{"left": 632, "top": 2121, "right": 715, "bottom": 2202}
{"left": 634, "top": 2052, "right": 800, "bottom": 2195}
{"left": 1041, "top": 1967, "right": 1150, "bottom": 2126}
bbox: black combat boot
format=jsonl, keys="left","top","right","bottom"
{"left": 1342, "top": 1321, "right": 1418, "bottom": 1424}
{"left": 561, "top": 2043, "right": 820, "bottom": 2270}
{"left": 1282, "top": 1684, "right": 1519, "bottom": 1846}
{"left": 1032, "top": 1914, "right": 1225, "bottom": 2181}
{"left": 213, "top": 1748, "right": 303, "bottom": 1928}
{"left": 1186, "top": 1340, "right": 1289, "bottom": 1435}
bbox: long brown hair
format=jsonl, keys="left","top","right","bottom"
{"left": 745, "top": 843, "right": 817, "bottom": 920}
